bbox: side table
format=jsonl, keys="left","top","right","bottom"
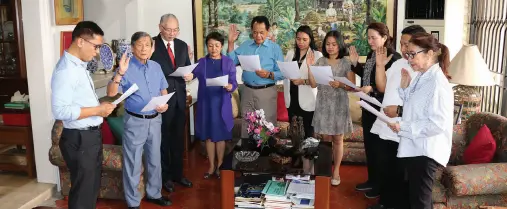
{"left": 0, "top": 124, "right": 36, "bottom": 177}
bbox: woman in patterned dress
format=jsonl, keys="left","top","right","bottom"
{"left": 307, "top": 31, "right": 356, "bottom": 186}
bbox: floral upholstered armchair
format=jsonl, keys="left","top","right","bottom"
{"left": 48, "top": 96, "right": 145, "bottom": 199}
{"left": 431, "top": 112, "right": 507, "bottom": 208}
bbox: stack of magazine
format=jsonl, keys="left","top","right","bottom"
{"left": 235, "top": 175, "right": 315, "bottom": 209}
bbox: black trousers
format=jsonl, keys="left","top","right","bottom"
{"left": 401, "top": 156, "right": 440, "bottom": 209}
{"left": 361, "top": 110, "right": 381, "bottom": 190}
{"left": 59, "top": 128, "right": 103, "bottom": 209}
{"left": 161, "top": 105, "right": 186, "bottom": 182}
{"left": 378, "top": 140, "right": 408, "bottom": 209}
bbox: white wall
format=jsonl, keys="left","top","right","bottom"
{"left": 22, "top": 0, "right": 75, "bottom": 184}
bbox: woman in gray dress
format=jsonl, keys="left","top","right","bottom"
{"left": 307, "top": 31, "right": 356, "bottom": 186}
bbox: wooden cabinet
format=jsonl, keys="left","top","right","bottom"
{"left": 0, "top": 0, "right": 27, "bottom": 113}
{"left": 0, "top": 124, "right": 35, "bottom": 178}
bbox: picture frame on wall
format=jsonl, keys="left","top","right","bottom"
{"left": 54, "top": 0, "right": 83, "bottom": 25}
{"left": 192, "top": 0, "right": 398, "bottom": 63}
{"left": 60, "top": 31, "right": 73, "bottom": 56}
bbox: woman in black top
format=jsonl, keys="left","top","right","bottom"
{"left": 349, "top": 22, "right": 401, "bottom": 198}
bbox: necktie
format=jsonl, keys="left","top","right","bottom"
{"left": 167, "top": 42, "right": 175, "bottom": 68}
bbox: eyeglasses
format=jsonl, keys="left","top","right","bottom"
{"left": 405, "top": 49, "right": 427, "bottom": 59}
{"left": 80, "top": 37, "right": 102, "bottom": 50}
{"left": 160, "top": 25, "right": 180, "bottom": 33}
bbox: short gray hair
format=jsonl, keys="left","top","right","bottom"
{"left": 159, "top": 13, "right": 178, "bottom": 24}
{"left": 130, "top": 31, "right": 152, "bottom": 46}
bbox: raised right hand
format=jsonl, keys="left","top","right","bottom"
{"left": 348, "top": 45, "right": 359, "bottom": 66}
{"left": 400, "top": 68, "right": 412, "bottom": 89}
{"left": 306, "top": 50, "right": 315, "bottom": 66}
{"left": 98, "top": 102, "right": 116, "bottom": 117}
{"left": 228, "top": 24, "right": 240, "bottom": 43}
{"left": 118, "top": 53, "right": 130, "bottom": 75}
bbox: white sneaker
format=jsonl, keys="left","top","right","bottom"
{"left": 331, "top": 177, "right": 340, "bottom": 186}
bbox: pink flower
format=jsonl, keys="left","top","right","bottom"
{"left": 254, "top": 128, "right": 260, "bottom": 134}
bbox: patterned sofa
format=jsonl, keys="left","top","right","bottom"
{"left": 432, "top": 112, "right": 507, "bottom": 208}
{"left": 48, "top": 95, "right": 144, "bottom": 200}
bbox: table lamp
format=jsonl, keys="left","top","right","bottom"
{"left": 448, "top": 44, "right": 496, "bottom": 121}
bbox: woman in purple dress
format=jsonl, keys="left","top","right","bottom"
{"left": 193, "top": 32, "right": 238, "bottom": 179}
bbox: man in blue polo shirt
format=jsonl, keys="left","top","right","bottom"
{"left": 107, "top": 31, "right": 171, "bottom": 209}
{"left": 227, "top": 16, "right": 284, "bottom": 139}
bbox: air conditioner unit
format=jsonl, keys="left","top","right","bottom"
{"left": 404, "top": 20, "right": 445, "bottom": 42}
{"left": 404, "top": 0, "right": 446, "bottom": 42}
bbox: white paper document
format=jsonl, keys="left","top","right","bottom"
{"left": 169, "top": 63, "right": 198, "bottom": 77}
{"left": 277, "top": 61, "right": 301, "bottom": 79}
{"left": 112, "top": 83, "right": 139, "bottom": 105}
{"left": 334, "top": 76, "right": 361, "bottom": 90}
{"left": 238, "top": 55, "right": 261, "bottom": 72}
{"left": 141, "top": 92, "right": 175, "bottom": 112}
{"left": 357, "top": 101, "right": 395, "bottom": 124}
{"left": 309, "top": 66, "right": 333, "bottom": 85}
{"left": 206, "top": 75, "right": 229, "bottom": 87}
{"left": 353, "top": 91, "right": 384, "bottom": 108}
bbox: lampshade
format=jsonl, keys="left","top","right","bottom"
{"left": 448, "top": 44, "right": 495, "bottom": 86}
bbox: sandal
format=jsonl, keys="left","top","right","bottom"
{"left": 331, "top": 177, "right": 341, "bottom": 186}
{"left": 215, "top": 165, "right": 221, "bottom": 179}
{"left": 204, "top": 172, "right": 213, "bottom": 179}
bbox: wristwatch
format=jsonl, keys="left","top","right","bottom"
{"left": 396, "top": 106, "right": 403, "bottom": 117}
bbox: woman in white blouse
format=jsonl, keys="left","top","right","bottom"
{"left": 388, "top": 32, "right": 453, "bottom": 209}
{"left": 283, "top": 25, "right": 323, "bottom": 174}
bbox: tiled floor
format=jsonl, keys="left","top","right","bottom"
{"left": 0, "top": 171, "right": 55, "bottom": 209}
{"left": 35, "top": 148, "right": 376, "bottom": 209}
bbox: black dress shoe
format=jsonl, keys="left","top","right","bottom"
{"left": 175, "top": 177, "right": 193, "bottom": 187}
{"left": 163, "top": 180, "right": 175, "bottom": 193}
{"left": 146, "top": 197, "right": 172, "bottom": 206}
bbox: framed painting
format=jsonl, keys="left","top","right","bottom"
{"left": 54, "top": 0, "right": 83, "bottom": 25}
{"left": 192, "top": 0, "right": 398, "bottom": 62}
{"left": 60, "top": 31, "right": 73, "bottom": 56}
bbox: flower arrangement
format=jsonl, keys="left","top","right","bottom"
{"left": 245, "top": 109, "right": 280, "bottom": 149}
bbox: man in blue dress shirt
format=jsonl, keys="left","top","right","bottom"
{"left": 107, "top": 32, "right": 171, "bottom": 209}
{"left": 51, "top": 21, "right": 116, "bottom": 209}
{"left": 227, "top": 16, "right": 284, "bottom": 139}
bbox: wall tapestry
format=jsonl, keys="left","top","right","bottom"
{"left": 193, "top": 0, "right": 397, "bottom": 61}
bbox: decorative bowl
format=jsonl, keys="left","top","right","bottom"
{"left": 234, "top": 151, "right": 260, "bottom": 162}
{"left": 86, "top": 58, "right": 98, "bottom": 73}
{"left": 99, "top": 44, "right": 114, "bottom": 72}
{"left": 117, "top": 42, "right": 133, "bottom": 60}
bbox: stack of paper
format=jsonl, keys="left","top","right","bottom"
{"left": 309, "top": 66, "right": 333, "bottom": 85}
{"left": 334, "top": 77, "right": 361, "bottom": 91}
{"left": 206, "top": 75, "right": 229, "bottom": 87}
{"left": 169, "top": 63, "right": 198, "bottom": 77}
{"left": 277, "top": 61, "right": 301, "bottom": 79}
{"left": 262, "top": 180, "right": 292, "bottom": 209}
{"left": 238, "top": 55, "right": 261, "bottom": 72}
{"left": 357, "top": 100, "right": 395, "bottom": 124}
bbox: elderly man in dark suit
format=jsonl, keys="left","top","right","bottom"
{"left": 150, "top": 13, "right": 193, "bottom": 192}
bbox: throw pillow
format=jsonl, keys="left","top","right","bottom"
{"left": 231, "top": 89, "right": 240, "bottom": 118}
{"left": 348, "top": 93, "right": 362, "bottom": 123}
{"left": 101, "top": 120, "right": 115, "bottom": 145}
{"left": 463, "top": 124, "right": 497, "bottom": 164}
{"left": 277, "top": 91, "right": 289, "bottom": 122}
